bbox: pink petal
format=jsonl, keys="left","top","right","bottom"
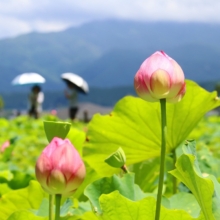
{"left": 47, "top": 169, "right": 66, "bottom": 194}
{"left": 35, "top": 154, "right": 52, "bottom": 189}
{"left": 167, "top": 82, "right": 186, "bottom": 103}
{"left": 140, "top": 51, "right": 173, "bottom": 88}
{"left": 1, "top": 140, "right": 10, "bottom": 153}
{"left": 64, "top": 163, "right": 86, "bottom": 196}
{"left": 51, "top": 141, "right": 84, "bottom": 181}
{"left": 43, "top": 137, "right": 71, "bottom": 158}
{"left": 134, "top": 70, "right": 157, "bottom": 102}
{"left": 168, "top": 59, "right": 185, "bottom": 98}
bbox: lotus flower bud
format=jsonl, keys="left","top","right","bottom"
{"left": 0, "top": 140, "right": 10, "bottom": 153}
{"left": 35, "top": 137, "right": 86, "bottom": 196}
{"left": 134, "top": 51, "right": 186, "bottom": 103}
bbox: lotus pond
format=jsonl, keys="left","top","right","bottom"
{"left": 0, "top": 80, "right": 220, "bottom": 220}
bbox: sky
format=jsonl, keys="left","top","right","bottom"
{"left": 0, "top": 0, "right": 219, "bottom": 39}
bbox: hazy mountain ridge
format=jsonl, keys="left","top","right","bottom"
{"left": 0, "top": 20, "right": 220, "bottom": 93}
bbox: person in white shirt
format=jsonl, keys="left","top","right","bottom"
{"left": 64, "top": 81, "right": 78, "bottom": 120}
{"left": 28, "top": 85, "right": 44, "bottom": 119}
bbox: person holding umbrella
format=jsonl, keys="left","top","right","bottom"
{"left": 11, "top": 72, "right": 46, "bottom": 119}
{"left": 64, "top": 81, "right": 79, "bottom": 120}
{"left": 61, "top": 72, "right": 89, "bottom": 120}
{"left": 28, "top": 85, "right": 44, "bottom": 119}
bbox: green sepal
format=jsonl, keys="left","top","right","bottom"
{"left": 43, "top": 121, "right": 71, "bottom": 142}
{"left": 104, "top": 147, "right": 126, "bottom": 168}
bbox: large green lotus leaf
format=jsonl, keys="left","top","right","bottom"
{"left": 0, "top": 118, "right": 9, "bottom": 127}
{"left": 131, "top": 158, "right": 160, "bottom": 193}
{"left": 0, "top": 170, "right": 13, "bottom": 181}
{"left": 208, "top": 176, "right": 220, "bottom": 219}
{"left": 8, "top": 170, "right": 34, "bottom": 189}
{"left": 0, "top": 183, "right": 12, "bottom": 196}
{"left": 99, "top": 191, "right": 204, "bottom": 220}
{"left": 7, "top": 211, "right": 47, "bottom": 220}
{"left": 61, "top": 212, "right": 98, "bottom": 220}
{"left": 30, "top": 197, "right": 94, "bottom": 219}
{"left": 84, "top": 173, "right": 146, "bottom": 213}
{"left": 177, "top": 139, "right": 220, "bottom": 180}
{"left": 84, "top": 80, "right": 220, "bottom": 175}
{"left": 66, "top": 127, "right": 86, "bottom": 156}
{"left": 74, "top": 162, "right": 101, "bottom": 200}
{"left": 0, "top": 181, "right": 47, "bottom": 220}
{"left": 169, "top": 192, "right": 201, "bottom": 218}
{"left": 132, "top": 156, "right": 175, "bottom": 194}
{"left": 171, "top": 141, "right": 220, "bottom": 219}
{"left": 170, "top": 154, "right": 215, "bottom": 220}
{"left": 34, "top": 198, "right": 49, "bottom": 217}
{"left": 59, "top": 197, "right": 98, "bottom": 220}
{"left": 59, "top": 200, "right": 97, "bottom": 219}
{"left": 30, "top": 197, "right": 95, "bottom": 219}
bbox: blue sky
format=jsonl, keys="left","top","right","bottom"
{"left": 0, "top": 0, "right": 218, "bottom": 39}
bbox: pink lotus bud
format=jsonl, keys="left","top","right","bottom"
{"left": 35, "top": 137, "right": 86, "bottom": 196}
{"left": 50, "top": 109, "right": 57, "bottom": 115}
{"left": 134, "top": 51, "right": 186, "bottom": 102}
{"left": 1, "top": 140, "right": 10, "bottom": 153}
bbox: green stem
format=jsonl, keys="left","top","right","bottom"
{"left": 55, "top": 194, "right": 62, "bottom": 220}
{"left": 121, "top": 164, "right": 129, "bottom": 173}
{"left": 172, "top": 149, "right": 177, "bottom": 194}
{"left": 49, "top": 195, "right": 54, "bottom": 220}
{"left": 155, "top": 99, "right": 167, "bottom": 220}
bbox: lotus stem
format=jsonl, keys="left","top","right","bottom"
{"left": 172, "top": 149, "right": 177, "bottom": 194}
{"left": 121, "top": 164, "right": 129, "bottom": 173}
{"left": 49, "top": 194, "right": 54, "bottom": 220}
{"left": 55, "top": 194, "right": 62, "bottom": 220}
{"left": 155, "top": 99, "right": 167, "bottom": 220}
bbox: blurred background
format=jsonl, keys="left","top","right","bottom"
{"left": 0, "top": 0, "right": 220, "bottom": 119}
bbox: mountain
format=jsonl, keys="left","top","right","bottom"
{"left": 0, "top": 20, "right": 220, "bottom": 93}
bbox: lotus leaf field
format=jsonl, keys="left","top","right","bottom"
{"left": 1, "top": 80, "right": 220, "bottom": 219}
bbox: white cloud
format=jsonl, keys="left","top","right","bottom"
{"left": 0, "top": 15, "right": 31, "bottom": 39}
{"left": 30, "top": 20, "right": 71, "bottom": 33}
{"left": 0, "top": 0, "right": 219, "bottom": 39}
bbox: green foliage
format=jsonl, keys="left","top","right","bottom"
{"left": 0, "top": 115, "right": 89, "bottom": 219}
{"left": 60, "top": 212, "right": 98, "bottom": 220}
{"left": 170, "top": 141, "right": 220, "bottom": 220}
{"left": 168, "top": 193, "right": 201, "bottom": 218}
{"left": 0, "top": 116, "right": 47, "bottom": 170}
{"left": 98, "top": 191, "right": 203, "bottom": 220}
{"left": 0, "top": 115, "right": 86, "bottom": 170}
{"left": 131, "top": 158, "right": 160, "bottom": 192}
{"left": 0, "top": 181, "right": 47, "bottom": 220}
{"left": 8, "top": 211, "right": 47, "bottom": 220}
{"left": 1, "top": 79, "right": 220, "bottom": 219}
{"left": 189, "top": 116, "right": 220, "bottom": 159}
{"left": 84, "top": 173, "right": 146, "bottom": 214}
{"left": 170, "top": 155, "right": 214, "bottom": 219}
{"left": 7, "top": 170, "right": 34, "bottom": 189}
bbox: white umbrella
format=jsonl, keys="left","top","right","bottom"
{"left": 61, "top": 72, "right": 89, "bottom": 94}
{"left": 11, "top": 73, "right": 46, "bottom": 85}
